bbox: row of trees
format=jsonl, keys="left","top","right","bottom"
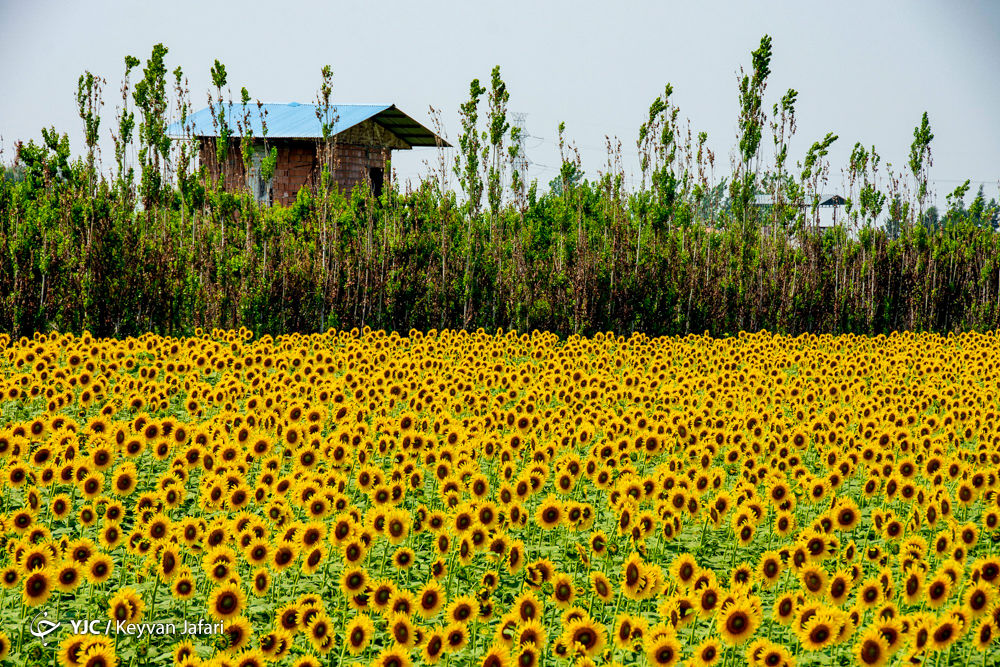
{"left": 1, "top": 38, "right": 998, "bottom": 339}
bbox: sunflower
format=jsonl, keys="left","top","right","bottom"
{"left": 272, "top": 544, "right": 298, "bottom": 572}
{"left": 22, "top": 545, "right": 53, "bottom": 572}
{"left": 390, "top": 590, "right": 416, "bottom": 617}
{"left": 110, "top": 464, "right": 138, "bottom": 496}
{"left": 716, "top": 597, "right": 761, "bottom": 646}
{"left": 158, "top": 544, "right": 182, "bottom": 581}
{"left": 305, "top": 613, "right": 334, "bottom": 654}
{"left": 799, "top": 565, "right": 828, "bottom": 598}
{"left": 535, "top": 495, "right": 563, "bottom": 529}
{"left": 589, "top": 571, "right": 614, "bottom": 603}
{"left": 339, "top": 567, "right": 369, "bottom": 599}
{"left": 512, "top": 643, "right": 539, "bottom": 667}
{"left": 54, "top": 563, "right": 82, "bottom": 593}
{"left": 417, "top": 579, "right": 445, "bottom": 619}
{"left": 480, "top": 645, "right": 510, "bottom": 667}
{"left": 392, "top": 547, "right": 416, "bottom": 570}
{"left": 244, "top": 539, "right": 270, "bottom": 568}
{"left": 22, "top": 568, "right": 52, "bottom": 607}
{"left": 756, "top": 550, "right": 783, "bottom": 588}
{"left": 826, "top": 571, "right": 852, "bottom": 607}
{"left": 730, "top": 562, "right": 754, "bottom": 590}
{"left": 250, "top": 567, "right": 271, "bottom": 597}
{"left": 588, "top": 530, "right": 609, "bottom": 558}
{"left": 398, "top": 412, "right": 416, "bottom": 433}
{"left": 107, "top": 587, "right": 144, "bottom": 624}
{"left": 80, "top": 473, "right": 105, "bottom": 499}
{"left": 204, "top": 549, "right": 236, "bottom": 584}
{"left": 446, "top": 594, "right": 478, "bottom": 625}
{"left": 963, "top": 581, "right": 994, "bottom": 618}
{"left": 58, "top": 634, "right": 89, "bottom": 666}
{"left": 875, "top": 616, "right": 904, "bottom": 653}
{"left": 78, "top": 644, "right": 119, "bottom": 667}
{"left": 342, "top": 539, "right": 367, "bottom": 566}
{"left": 258, "top": 630, "right": 291, "bottom": 660}
{"left": 208, "top": 583, "right": 246, "bottom": 622}
{"left": 696, "top": 583, "right": 723, "bottom": 619}
{"left": 0, "top": 567, "right": 17, "bottom": 590}
{"left": 506, "top": 540, "right": 525, "bottom": 574}
{"left": 301, "top": 546, "right": 327, "bottom": 575}
{"left": 833, "top": 498, "right": 860, "bottom": 531}
{"left": 172, "top": 570, "right": 196, "bottom": 600}
{"left": 550, "top": 573, "right": 576, "bottom": 609}
{"left": 514, "top": 590, "right": 542, "bottom": 623}
{"left": 98, "top": 523, "right": 125, "bottom": 550}
{"left": 386, "top": 613, "right": 417, "bottom": 649}
{"left": 275, "top": 604, "right": 301, "bottom": 634}
{"left": 223, "top": 616, "right": 253, "bottom": 653}
{"left": 972, "top": 619, "right": 994, "bottom": 652}
{"left": 368, "top": 579, "right": 397, "bottom": 615}
{"left": 857, "top": 577, "right": 885, "bottom": 609}
{"left": 560, "top": 618, "right": 606, "bottom": 658}
{"left": 444, "top": 621, "right": 470, "bottom": 652}
{"left": 798, "top": 612, "right": 838, "bottom": 651}
{"left": 924, "top": 574, "right": 951, "bottom": 609}
{"left": 736, "top": 522, "right": 756, "bottom": 547}
{"left": 690, "top": 637, "right": 723, "bottom": 667}
{"left": 806, "top": 478, "right": 829, "bottom": 504}
{"left": 929, "top": 616, "right": 960, "bottom": 651}
{"left": 421, "top": 626, "right": 447, "bottom": 664}
{"left": 517, "top": 618, "right": 547, "bottom": 649}
{"left": 493, "top": 612, "right": 520, "bottom": 650}
{"left": 901, "top": 569, "right": 925, "bottom": 605}
{"left": 644, "top": 631, "right": 682, "bottom": 666}
{"left": 622, "top": 552, "right": 646, "bottom": 600}
{"left": 50, "top": 493, "right": 72, "bottom": 519}
{"left": 666, "top": 552, "right": 698, "bottom": 588}
{"left": 613, "top": 614, "right": 640, "bottom": 651}
{"left": 385, "top": 508, "right": 411, "bottom": 545}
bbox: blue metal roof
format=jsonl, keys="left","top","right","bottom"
{"left": 166, "top": 102, "right": 449, "bottom": 147}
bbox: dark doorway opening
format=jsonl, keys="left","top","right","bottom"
{"left": 368, "top": 167, "right": 384, "bottom": 199}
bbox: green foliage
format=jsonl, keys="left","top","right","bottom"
{"left": 76, "top": 71, "right": 103, "bottom": 163}
{"left": 638, "top": 84, "right": 685, "bottom": 233}
{"left": 2, "top": 38, "right": 998, "bottom": 340}
{"left": 455, "top": 78, "right": 486, "bottom": 216}
{"left": 731, "top": 34, "right": 773, "bottom": 225}
{"left": 486, "top": 65, "right": 509, "bottom": 220}
{"left": 133, "top": 44, "right": 171, "bottom": 209}
{"left": 909, "top": 111, "right": 934, "bottom": 218}
{"left": 209, "top": 59, "right": 231, "bottom": 179}
{"left": 112, "top": 56, "right": 140, "bottom": 200}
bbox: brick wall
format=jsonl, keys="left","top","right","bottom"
{"left": 198, "top": 138, "right": 391, "bottom": 207}
{"left": 198, "top": 137, "right": 248, "bottom": 193}
{"left": 272, "top": 141, "right": 318, "bottom": 206}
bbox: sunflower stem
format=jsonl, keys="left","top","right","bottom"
{"left": 15, "top": 599, "right": 24, "bottom": 661}
{"left": 148, "top": 573, "right": 160, "bottom": 626}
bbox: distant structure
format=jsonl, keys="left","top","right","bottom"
{"left": 754, "top": 193, "right": 847, "bottom": 227}
{"left": 167, "top": 103, "right": 450, "bottom": 206}
{"left": 509, "top": 112, "right": 530, "bottom": 181}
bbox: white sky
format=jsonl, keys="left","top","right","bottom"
{"left": 2, "top": 0, "right": 998, "bottom": 205}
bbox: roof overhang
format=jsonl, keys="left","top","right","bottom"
{"left": 167, "top": 102, "right": 450, "bottom": 149}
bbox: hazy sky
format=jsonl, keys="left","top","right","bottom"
{"left": 2, "top": 1, "right": 998, "bottom": 203}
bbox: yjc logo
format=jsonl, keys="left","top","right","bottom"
{"left": 28, "top": 612, "right": 113, "bottom": 646}
{"left": 28, "top": 611, "right": 61, "bottom": 645}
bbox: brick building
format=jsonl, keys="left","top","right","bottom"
{"left": 167, "top": 103, "right": 448, "bottom": 206}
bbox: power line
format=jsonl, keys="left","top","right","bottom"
{"left": 510, "top": 112, "right": 530, "bottom": 182}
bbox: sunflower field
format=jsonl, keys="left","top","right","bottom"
{"left": 0, "top": 327, "right": 999, "bottom": 667}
